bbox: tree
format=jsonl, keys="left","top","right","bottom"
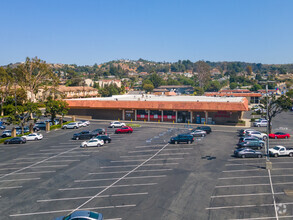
{"left": 286, "top": 89, "right": 293, "bottom": 99}
{"left": 16, "top": 57, "right": 55, "bottom": 102}
{"left": 246, "top": 66, "right": 253, "bottom": 75}
{"left": 194, "top": 61, "right": 210, "bottom": 88}
{"left": 229, "top": 82, "right": 238, "bottom": 90}
{"left": 260, "top": 94, "right": 292, "bottom": 133}
{"left": 204, "top": 81, "right": 221, "bottom": 92}
{"left": 193, "top": 87, "right": 204, "bottom": 95}
{"left": 45, "top": 98, "right": 69, "bottom": 125}
{"left": 143, "top": 84, "right": 154, "bottom": 93}
{"left": 149, "top": 73, "right": 162, "bottom": 88}
{"left": 7, "top": 102, "right": 41, "bottom": 134}
{"left": 250, "top": 83, "right": 262, "bottom": 92}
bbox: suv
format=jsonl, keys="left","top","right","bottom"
{"left": 238, "top": 136, "right": 264, "bottom": 144}
{"left": 33, "top": 122, "right": 46, "bottom": 131}
{"left": 245, "top": 130, "right": 268, "bottom": 140}
{"left": 253, "top": 119, "right": 268, "bottom": 127}
{"left": 62, "top": 122, "right": 79, "bottom": 129}
{"left": 170, "top": 134, "right": 194, "bottom": 144}
{"left": 196, "top": 126, "right": 212, "bottom": 134}
{"left": 91, "top": 128, "right": 105, "bottom": 136}
{"left": 109, "top": 121, "right": 126, "bottom": 128}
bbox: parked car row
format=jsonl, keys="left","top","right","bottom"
{"left": 169, "top": 126, "right": 212, "bottom": 144}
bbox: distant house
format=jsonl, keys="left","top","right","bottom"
{"left": 156, "top": 85, "right": 194, "bottom": 95}
{"left": 96, "top": 79, "right": 122, "bottom": 88}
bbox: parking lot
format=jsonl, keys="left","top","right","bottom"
{"left": 0, "top": 111, "right": 292, "bottom": 220}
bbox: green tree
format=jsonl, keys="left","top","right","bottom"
{"left": 286, "top": 89, "right": 293, "bottom": 99}
{"left": 193, "top": 86, "right": 204, "bottom": 95}
{"left": 149, "top": 73, "right": 162, "bottom": 88}
{"left": 260, "top": 95, "right": 292, "bottom": 133}
{"left": 143, "top": 84, "right": 154, "bottom": 93}
{"left": 204, "top": 81, "right": 221, "bottom": 92}
{"left": 45, "top": 98, "right": 69, "bottom": 125}
{"left": 229, "top": 82, "right": 238, "bottom": 90}
{"left": 250, "top": 84, "right": 262, "bottom": 92}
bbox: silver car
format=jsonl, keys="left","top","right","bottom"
{"left": 190, "top": 129, "right": 206, "bottom": 137}
{"left": 62, "top": 122, "right": 79, "bottom": 129}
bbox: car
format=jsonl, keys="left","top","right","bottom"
{"left": 234, "top": 147, "right": 251, "bottom": 156}
{"left": 54, "top": 210, "right": 103, "bottom": 220}
{"left": 33, "top": 122, "right": 46, "bottom": 131}
{"left": 91, "top": 128, "right": 105, "bottom": 136}
{"left": 72, "top": 131, "right": 95, "bottom": 140}
{"left": 62, "top": 122, "right": 79, "bottom": 129}
{"left": 80, "top": 120, "right": 90, "bottom": 126}
{"left": 22, "top": 133, "right": 43, "bottom": 141}
{"left": 170, "top": 134, "right": 194, "bottom": 144}
{"left": 0, "top": 121, "right": 6, "bottom": 130}
{"left": 189, "top": 129, "right": 206, "bottom": 137}
{"left": 269, "top": 146, "right": 293, "bottom": 157}
{"left": 77, "top": 121, "right": 87, "bottom": 127}
{"left": 253, "top": 119, "right": 268, "bottom": 127}
{"left": 15, "top": 126, "right": 30, "bottom": 134}
{"left": 80, "top": 138, "right": 104, "bottom": 148}
{"left": 253, "top": 108, "right": 267, "bottom": 114}
{"left": 109, "top": 121, "right": 126, "bottom": 128}
{"left": 238, "top": 129, "right": 256, "bottom": 136}
{"left": 269, "top": 132, "right": 290, "bottom": 139}
{"left": 45, "top": 119, "right": 60, "bottom": 125}
{"left": 235, "top": 148, "right": 263, "bottom": 158}
{"left": 245, "top": 130, "right": 268, "bottom": 140}
{"left": 237, "top": 141, "right": 264, "bottom": 150}
{"left": 196, "top": 126, "right": 212, "bottom": 134}
{"left": 95, "top": 135, "right": 111, "bottom": 143}
{"left": 115, "top": 126, "right": 133, "bottom": 134}
{"left": 2, "top": 130, "right": 12, "bottom": 138}
{"left": 4, "top": 137, "right": 26, "bottom": 144}
{"left": 238, "top": 136, "right": 263, "bottom": 144}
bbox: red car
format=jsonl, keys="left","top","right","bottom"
{"left": 269, "top": 132, "right": 290, "bottom": 139}
{"left": 115, "top": 126, "right": 133, "bottom": 134}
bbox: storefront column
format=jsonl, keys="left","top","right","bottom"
{"left": 134, "top": 110, "right": 137, "bottom": 121}
{"left": 148, "top": 110, "right": 150, "bottom": 122}
{"left": 122, "top": 109, "right": 125, "bottom": 120}
{"left": 205, "top": 111, "right": 208, "bottom": 124}
{"left": 161, "top": 110, "right": 164, "bottom": 122}
{"left": 190, "top": 111, "right": 193, "bottom": 123}
{"left": 175, "top": 111, "right": 178, "bottom": 123}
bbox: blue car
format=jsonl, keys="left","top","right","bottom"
{"left": 54, "top": 210, "right": 103, "bottom": 220}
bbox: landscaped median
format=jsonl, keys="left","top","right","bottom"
{"left": 50, "top": 121, "right": 74, "bottom": 130}
{"left": 126, "top": 123, "right": 141, "bottom": 128}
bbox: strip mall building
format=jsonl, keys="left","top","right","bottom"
{"left": 66, "top": 95, "right": 249, "bottom": 125}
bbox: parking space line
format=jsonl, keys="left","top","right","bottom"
{"left": 59, "top": 183, "right": 157, "bottom": 191}
{"left": 0, "top": 186, "right": 22, "bottom": 190}
{"left": 0, "top": 178, "right": 40, "bottom": 182}
{"left": 219, "top": 175, "right": 268, "bottom": 180}
{"left": 228, "top": 158, "right": 265, "bottom": 161}
{"left": 31, "top": 165, "right": 68, "bottom": 168}
{"left": 101, "top": 163, "right": 179, "bottom": 168}
{"left": 207, "top": 202, "right": 293, "bottom": 211}
{"left": 222, "top": 169, "right": 265, "bottom": 173}
{"left": 120, "top": 153, "right": 190, "bottom": 158}
{"left": 110, "top": 158, "right": 184, "bottom": 163}
{"left": 89, "top": 169, "right": 173, "bottom": 175}
{"left": 13, "top": 157, "right": 48, "bottom": 160}
{"left": 229, "top": 216, "right": 293, "bottom": 220}
{"left": 135, "top": 145, "right": 165, "bottom": 149}
{"left": 11, "top": 171, "right": 56, "bottom": 175}
{"left": 0, "top": 168, "right": 20, "bottom": 171}
{"left": 128, "top": 148, "right": 193, "bottom": 153}
{"left": 0, "top": 162, "right": 33, "bottom": 166}
{"left": 226, "top": 161, "right": 293, "bottom": 166}
{"left": 268, "top": 169, "right": 279, "bottom": 220}
{"left": 216, "top": 183, "right": 270, "bottom": 188}
{"left": 211, "top": 192, "right": 284, "bottom": 198}
{"left": 74, "top": 175, "right": 166, "bottom": 182}
{"left": 9, "top": 204, "right": 136, "bottom": 217}
{"left": 44, "top": 160, "right": 80, "bottom": 163}
{"left": 37, "top": 192, "right": 148, "bottom": 202}
{"left": 56, "top": 155, "right": 90, "bottom": 158}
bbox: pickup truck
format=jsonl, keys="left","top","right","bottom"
{"left": 269, "top": 146, "right": 293, "bottom": 157}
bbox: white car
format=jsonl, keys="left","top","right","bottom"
{"left": 246, "top": 130, "right": 268, "bottom": 140}
{"left": 109, "top": 121, "right": 126, "bottom": 128}
{"left": 80, "top": 120, "right": 90, "bottom": 126}
{"left": 62, "top": 122, "right": 79, "bottom": 129}
{"left": 253, "top": 119, "right": 268, "bottom": 127}
{"left": 77, "top": 121, "right": 87, "bottom": 127}
{"left": 22, "top": 133, "right": 43, "bottom": 141}
{"left": 80, "top": 138, "right": 104, "bottom": 148}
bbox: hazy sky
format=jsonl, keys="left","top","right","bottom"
{"left": 1, "top": 0, "right": 293, "bottom": 65}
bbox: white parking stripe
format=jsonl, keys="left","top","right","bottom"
{"left": 101, "top": 163, "right": 179, "bottom": 168}
{"left": 222, "top": 169, "right": 265, "bottom": 173}
{"left": 45, "top": 160, "right": 80, "bottom": 163}
{"left": 0, "top": 178, "right": 40, "bottom": 182}
{"left": 37, "top": 192, "right": 148, "bottom": 202}
{"left": 120, "top": 153, "right": 189, "bottom": 158}
{"left": 229, "top": 215, "right": 293, "bottom": 220}
{"left": 211, "top": 192, "right": 284, "bottom": 198}
{"left": 89, "top": 169, "right": 172, "bottom": 175}
{"left": 128, "top": 148, "right": 193, "bottom": 153}
{"left": 0, "top": 162, "right": 33, "bottom": 166}
{"left": 12, "top": 171, "right": 56, "bottom": 175}
{"left": 207, "top": 202, "right": 293, "bottom": 211}
{"left": 0, "top": 186, "right": 22, "bottom": 190}
{"left": 226, "top": 161, "right": 293, "bottom": 166}
{"left": 216, "top": 183, "right": 270, "bottom": 188}
{"left": 135, "top": 145, "right": 165, "bottom": 149}
{"left": 0, "top": 168, "right": 20, "bottom": 171}
{"left": 268, "top": 169, "right": 279, "bottom": 220}
{"left": 9, "top": 204, "right": 136, "bottom": 217}
{"left": 219, "top": 175, "right": 268, "bottom": 180}
{"left": 56, "top": 155, "right": 90, "bottom": 158}
{"left": 74, "top": 175, "right": 166, "bottom": 182}
{"left": 31, "top": 165, "right": 68, "bottom": 168}
{"left": 13, "top": 157, "right": 48, "bottom": 160}
{"left": 228, "top": 158, "right": 265, "bottom": 161}
{"left": 111, "top": 158, "right": 184, "bottom": 163}
{"left": 59, "top": 183, "right": 157, "bottom": 191}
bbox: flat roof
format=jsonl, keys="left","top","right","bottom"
{"left": 67, "top": 94, "right": 245, "bottom": 103}
{"left": 66, "top": 95, "right": 249, "bottom": 112}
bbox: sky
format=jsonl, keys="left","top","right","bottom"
{"left": 1, "top": 0, "right": 293, "bottom": 65}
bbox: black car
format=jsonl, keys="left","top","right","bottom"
{"left": 91, "top": 128, "right": 105, "bottom": 136}
{"left": 72, "top": 131, "right": 95, "bottom": 140}
{"left": 237, "top": 141, "right": 263, "bottom": 150}
{"left": 96, "top": 135, "right": 111, "bottom": 143}
{"left": 33, "top": 122, "right": 46, "bottom": 131}
{"left": 235, "top": 148, "right": 263, "bottom": 158}
{"left": 170, "top": 134, "right": 194, "bottom": 144}
{"left": 196, "top": 126, "right": 212, "bottom": 134}
{"left": 4, "top": 137, "right": 26, "bottom": 144}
